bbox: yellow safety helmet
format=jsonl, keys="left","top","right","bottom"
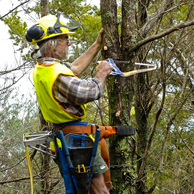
{"left": 25, "top": 12, "right": 81, "bottom": 44}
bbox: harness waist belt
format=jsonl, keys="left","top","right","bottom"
{"left": 55, "top": 125, "right": 96, "bottom": 134}
{"left": 55, "top": 125, "right": 135, "bottom": 138}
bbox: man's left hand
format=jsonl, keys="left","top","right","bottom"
{"left": 95, "top": 28, "right": 104, "bottom": 47}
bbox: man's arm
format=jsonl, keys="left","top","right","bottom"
{"left": 53, "top": 76, "right": 103, "bottom": 105}
{"left": 53, "top": 61, "right": 112, "bottom": 105}
{"left": 71, "top": 28, "right": 104, "bottom": 76}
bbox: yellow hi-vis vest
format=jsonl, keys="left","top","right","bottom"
{"left": 33, "top": 62, "right": 86, "bottom": 123}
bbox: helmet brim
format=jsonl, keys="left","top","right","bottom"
{"left": 32, "top": 31, "right": 75, "bottom": 44}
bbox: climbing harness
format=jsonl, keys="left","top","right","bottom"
{"left": 23, "top": 122, "right": 135, "bottom": 193}
{"left": 98, "top": 58, "right": 157, "bottom": 77}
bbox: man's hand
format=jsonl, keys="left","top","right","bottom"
{"left": 95, "top": 61, "right": 113, "bottom": 88}
{"left": 72, "top": 28, "right": 105, "bottom": 76}
{"left": 95, "top": 28, "right": 104, "bottom": 48}
{"left": 96, "top": 61, "right": 113, "bottom": 76}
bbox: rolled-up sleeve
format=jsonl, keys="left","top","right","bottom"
{"left": 53, "top": 75, "right": 103, "bottom": 105}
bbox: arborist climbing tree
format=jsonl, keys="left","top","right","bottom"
{"left": 25, "top": 12, "right": 113, "bottom": 194}
{"left": 2, "top": 0, "right": 194, "bottom": 193}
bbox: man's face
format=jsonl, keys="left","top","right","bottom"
{"left": 55, "top": 35, "right": 71, "bottom": 60}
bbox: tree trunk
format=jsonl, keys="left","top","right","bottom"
{"left": 134, "top": 73, "right": 149, "bottom": 193}
{"left": 38, "top": 1, "right": 57, "bottom": 193}
{"left": 41, "top": 0, "right": 49, "bottom": 17}
{"left": 101, "top": 0, "right": 136, "bottom": 193}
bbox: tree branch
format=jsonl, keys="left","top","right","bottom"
{"left": 0, "top": 176, "right": 33, "bottom": 184}
{"left": 0, "top": 157, "right": 26, "bottom": 172}
{"left": 130, "top": 20, "right": 194, "bottom": 53}
{"left": 0, "top": 0, "right": 31, "bottom": 20}
{"left": 148, "top": 84, "right": 194, "bottom": 193}
{"left": 141, "top": 0, "right": 173, "bottom": 37}
{"left": 137, "top": 65, "right": 166, "bottom": 181}
{"left": 175, "top": 123, "right": 194, "bottom": 155}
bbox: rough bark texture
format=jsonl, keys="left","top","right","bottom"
{"left": 134, "top": 1, "right": 150, "bottom": 193}
{"left": 38, "top": 1, "right": 59, "bottom": 193}
{"left": 101, "top": 0, "right": 136, "bottom": 193}
{"left": 41, "top": 0, "right": 49, "bottom": 17}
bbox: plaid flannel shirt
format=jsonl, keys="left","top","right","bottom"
{"left": 37, "top": 57, "right": 103, "bottom": 117}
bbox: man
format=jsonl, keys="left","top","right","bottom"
{"left": 25, "top": 13, "right": 113, "bottom": 194}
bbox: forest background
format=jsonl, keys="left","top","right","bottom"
{"left": 1, "top": 0, "right": 194, "bottom": 194}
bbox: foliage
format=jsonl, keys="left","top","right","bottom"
{"left": 0, "top": 87, "right": 65, "bottom": 193}
{"left": 100, "top": 0, "right": 194, "bottom": 193}
{"left": 2, "top": 0, "right": 194, "bottom": 193}
{"left": 0, "top": 88, "right": 37, "bottom": 192}
{"left": 3, "top": 10, "right": 28, "bottom": 51}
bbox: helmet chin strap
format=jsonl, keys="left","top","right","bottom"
{"left": 31, "top": 48, "right": 40, "bottom": 59}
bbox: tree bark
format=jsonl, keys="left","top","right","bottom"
{"left": 101, "top": 0, "right": 136, "bottom": 193}
{"left": 41, "top": 0, "right": 49, "bottom": 17}
{"left": 38, "top": 1, "right": 56, "bottom": 193}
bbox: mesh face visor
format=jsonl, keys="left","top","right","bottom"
{"left": 53, "top": 12, "right": 82, "bottom": 33}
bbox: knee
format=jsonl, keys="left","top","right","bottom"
{"left": 90, "top": 175, "right": 110, "bottom": 194}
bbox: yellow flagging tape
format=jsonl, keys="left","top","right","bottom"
{"left": 25, "top": 146, "right": 33, "bottom": 194}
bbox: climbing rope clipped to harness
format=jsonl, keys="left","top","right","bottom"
{"left": 24, "top": 134, "right": 34, "bottom": 194}
{"left": 98, "top": 58, "right": 157, "bottom": 77}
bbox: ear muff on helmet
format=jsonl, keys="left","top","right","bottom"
{"left": 25, "top": 25, "right": 45, "bottom": 42}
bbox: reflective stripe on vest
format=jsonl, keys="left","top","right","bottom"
{"left": 33, "top": 62, "right": 86, "bottom": 123}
